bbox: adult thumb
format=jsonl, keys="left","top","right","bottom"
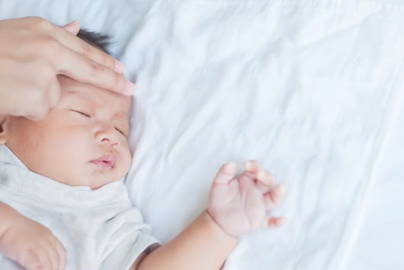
{"left": 62, "top": 20, "right": 80, "bottom": 35}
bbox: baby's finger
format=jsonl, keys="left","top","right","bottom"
{"left": 243, "top": 160, "right": 261, "bottom": 172}
{"left": 213, "top": 162, "right": 237, "bottom": 184}
{"left": 268, "top": 217, "right": 287, "bottom": 228}
{"left": 256, "top": 171, "right": 276, "bottom": 193}
{"left": 272, "top": 184, "right": 286, "bottom": 205}
{"left": 264, "top": 193, "right": 277, "bottom": 211}
{"left": 240, "top": 171, "right": 273, "bottom": 194}
{"left": 37, "top": 247, "right": 52, "bottom": 270}
{"left": 264, "top": 184, "right": 286, "bottom": 211}
{"left": 244, "top": 161, "right": 275, "bottom": 189}
{"left": 47, "top": 244, "right": 59, "bottom": 270}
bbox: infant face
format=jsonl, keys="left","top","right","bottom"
{"left": 5, "top": 76, "right": 132, "bottom": 189}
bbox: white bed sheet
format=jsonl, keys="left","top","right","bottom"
{"left": 0, "top": 0, "right": 403, "bottom": 269}
{"left": 345, "top": 93, "right": 404, "bottom": 270}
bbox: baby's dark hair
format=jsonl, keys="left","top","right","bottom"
{"left": 76, "top": 29, "right": 111, "bottom": 55}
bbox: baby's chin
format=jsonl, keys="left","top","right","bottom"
{"left": 84, "top": 171, "right": 127, "bottom": 190}
{"left": 53, "top": 167, "right": 127, "bottom": 190}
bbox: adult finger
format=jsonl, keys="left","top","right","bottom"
{"left": 25, "top": 106, "right": 51, "bottom": 121}
{"left": 55, "top": 47, "right": 135, "bottom": 95}
{"left": 51, "top": 23, "right": 126, "bottom": 74}
{"left": 47, "top": 77, "right": 62, "bottom": 109}
{"left": 213, "top": 162, "right": 237, "bottom": 184}
{"left": 62, "top": 20, "right": 80, "bottom": 35}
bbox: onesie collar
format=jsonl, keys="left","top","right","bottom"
{"left": 0, "top": 145, "right": 27, "bottom": 169}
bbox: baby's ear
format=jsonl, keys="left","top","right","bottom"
{"left": 0, "top": 115, "right": 8, "bottom": 145}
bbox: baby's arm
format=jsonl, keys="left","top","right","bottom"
{"left": 133, "top": 161, "right": 285, "bottom": 270}
{"left": 0, "top": 201, "right": 66, "bottom": 270}
{"left": 132, "top": 210, "right": 236, "bottom": 270}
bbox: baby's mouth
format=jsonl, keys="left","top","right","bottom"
{"left": 91, "top": 154, "right": 116, "bottom": 170}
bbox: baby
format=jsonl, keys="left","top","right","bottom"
{"left": 0, "top": 30, "right": 286, "bottom": 270}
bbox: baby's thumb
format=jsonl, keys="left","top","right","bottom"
{"left": 213, "top": 162, "right": 237, "bottom": 184}
{"left": 62, "top": 20, "right": 80, "bottom": 35}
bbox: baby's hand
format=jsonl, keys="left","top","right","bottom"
{"left": 208, "top": 160, "right": 286, "bottom": 237}
{"left": 0, "top": 212, "right": 66, "bottom": 270}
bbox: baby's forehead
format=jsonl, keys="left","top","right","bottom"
{"left": 58, "top": 76, "right": 131, "bottom": 116}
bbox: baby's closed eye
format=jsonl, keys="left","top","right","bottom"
{"left": 67, "top": 108, "right": 129, "bottom": 137}
{"left": 70, "top": 109, "right": 91, "bottom": 118}
{"left": 114, "top": 127, "right": 126, "bottom": 137}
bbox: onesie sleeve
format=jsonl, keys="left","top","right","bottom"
{"left": 99, "top": 207, "right": 160, "bottom": 270}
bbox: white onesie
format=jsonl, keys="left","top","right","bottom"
{"left": 0, "top": 145, "right": 158, "bottom": 270}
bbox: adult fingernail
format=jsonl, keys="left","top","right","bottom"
{"left": 124, "top": 80, "right": 136, "bottom": 95}
{"left": 245, "top": 161, "right": 252, "bottom": 170}
{"left": 65, "top": 20, "right": 80, "bottom": 27}
{"left": 115, "top": 61, "right": 126, "bottom": 73}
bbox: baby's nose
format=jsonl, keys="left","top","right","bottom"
{"left": 95, "top": 125, "right": 120, "bottom": 148}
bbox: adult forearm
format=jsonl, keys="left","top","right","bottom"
{"left": 137, "top": 210, "right": 237, "bottom": 270}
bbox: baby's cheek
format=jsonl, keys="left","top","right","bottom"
{"left": 120, "top": 147, "right": 132, "bottom": 176}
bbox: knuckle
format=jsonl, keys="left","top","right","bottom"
{"left": 26, "top": 16, "right": 45, "bottom": 26}
{"left": 35, "top": 60, "right": 55, "bottom": 79}
{"left": 81, "top": 43, "right": 93, "bottom": 58}
{"left": 89, "top": 61, "right": 102, "bottom": 75}
{"left": 80, "top": 61, "right": 100, "bottom": 81}
{"left": 103, "top": 53, "right": 115, "bottom": 69}
{"left": 32, "top": 17, "right": 53, "bottom": 31}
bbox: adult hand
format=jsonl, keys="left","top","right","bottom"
{"left": 0, "top": 17, "right": 135, "bottom": 120}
